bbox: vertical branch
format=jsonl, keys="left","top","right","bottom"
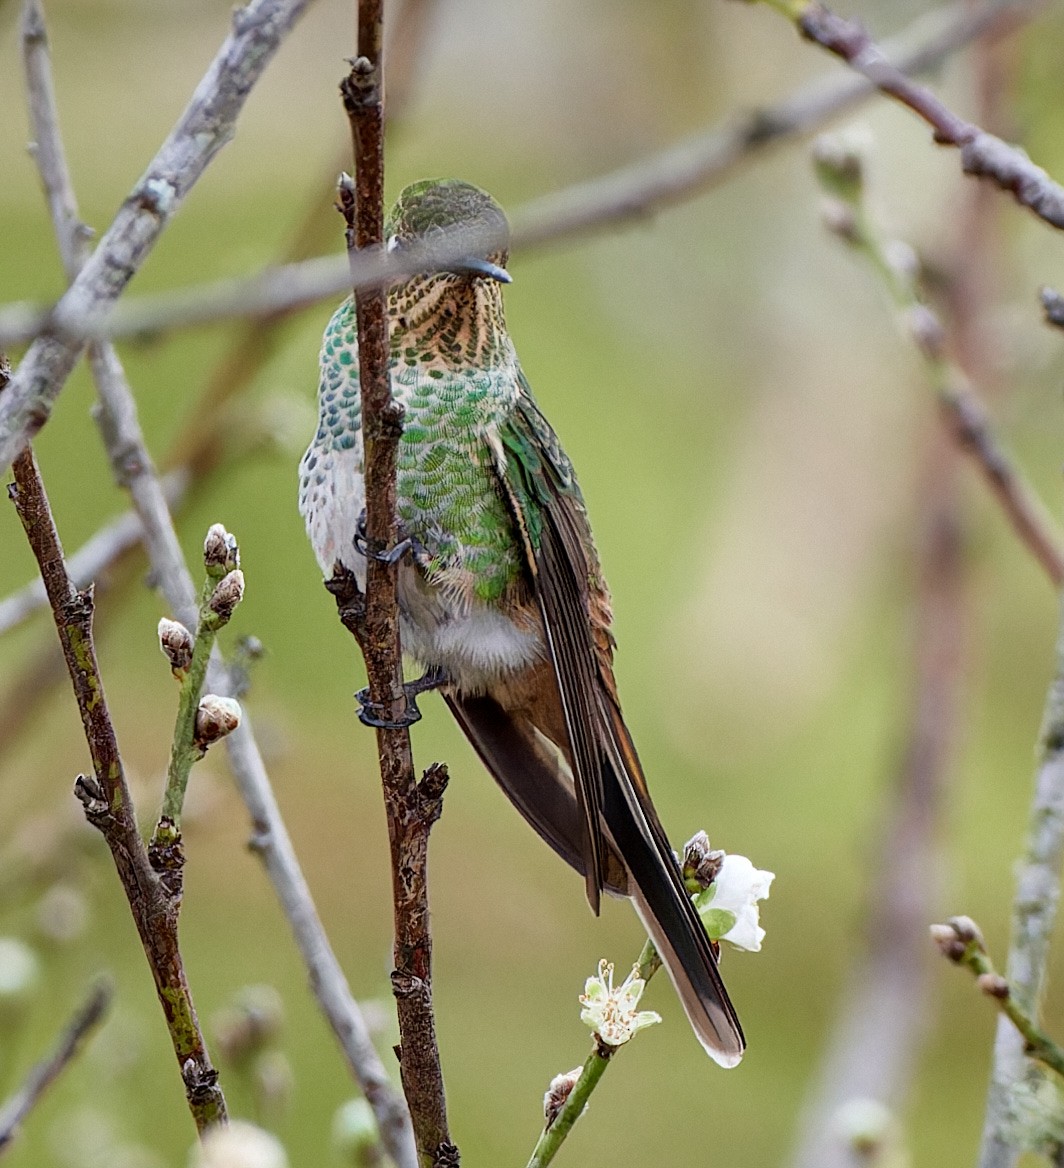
{"left": 6, "top": 442, "right": 226, "bottom": 1133}
{"left": 978, "top": 617, "right": 1064, "bottom": 1168}
{"left": 18, "top": 5, "right": 416, "bottom": 1161}
{"left": 332, "top": 5, "right": 455, "bottom": 1165}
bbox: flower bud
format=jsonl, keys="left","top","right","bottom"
{"left": 682, "top": 830, "right": 725, "bottom": 892}
{"left": 194, "top": 695, "right": 242, "bottom": 749}
{"left": 158, "top": 617, "right": 194, "bottom": 677}
{"left": 978, "top": 972, "right": 1010, "bottom": 1000}
{"left": 812, "top": 131, "right": 867, "bottom": 205}
{"left": 203, "top": 524, "right": 240, "bottom": 577}
{"left": 543, "top": 1067, "right": 582, "bottom": 1129}
{"left": 332, "top": 1098, "right": 380, "bottom": 1165}
{"left": 929, "top": 922, "right": 966, "bottom": 962}
{"left": 208, "top": 570, "right": 245, "bottom": 624}
{"left": 192, "top": 1121, "right": 288, "bottom": 1168}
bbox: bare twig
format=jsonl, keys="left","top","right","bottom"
{"left": 764, "top": 0, "right": 1064, "bottom": 229}
{"left": 0, "top": 0, "right": 1036, "bottom": 351}
{"left": 7, "top": 445, "right": 226, "bottom": 1132}
{"left": 0, "top": 0, "right": 315, "bottom": 474}
{"left": 331, "top": 10, "right": 454, "bottom": 1164}
{"left": 18, "top": 7, "right": 416, "bottom": 1162}
{"left": 0, "top": 468, "right": 186, "bottom": 636}
{"left": 0, "top": 979, "right": 112, "bottom": 1153}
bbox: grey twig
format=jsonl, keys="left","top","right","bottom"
{"left": 978, "top": 601, "right": 1064, "bottom": 1165}
{"left": 0, "top": 0, "right": 315, "bottom": 473}
{"left": 19, "top": 4, "right": 415, "bottom": 1163}
{"left": 0, "top": 0, "right": 1036, "bottom": 351}
{"left": 0, "top": 979, "right": 112, "bottom": 1153}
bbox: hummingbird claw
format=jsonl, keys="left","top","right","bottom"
{"left": 354, "top": 666, "right": 449, "bottom": 730}
{"left": 353, "top": 509, "right": 428, "bottom": 567}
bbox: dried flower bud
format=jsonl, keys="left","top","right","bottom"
{"left": 929, "top": 922, "right": 966, "bottom": 962}
{"left": 208, "top": 570, "right": 245, "bottom": 624}
{"left": 682, "top": 830, "right": 725, "bottom": 892}
{"left": 193, "top": 1120, "right": 288, "bottom": 1168}
{"left": 332, "top": 1098, "right": 379, "bottom": 1164}
{"left": 978, "top": 972, "right": 1010, "bottom": 1000}
{"left": 946, "top": 915, "right": 984, "bottom": 950}
{"left": 194, "top": 695, "right": 242, "bottom": 749}
{"left": 203, "top": 524, "right": 240, "bottom": 577}
{"left": 543, "top": 1067, "right": 582, "bottom": 1129}
{"left": 158, "top": 617, "right": 194, "bottom": 676}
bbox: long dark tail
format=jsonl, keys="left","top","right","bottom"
{"left": 448, "top": 689, "right": 744, "bottom": 1066}
{"left": 597, "top": 703, "right": 744, "bottom": 1066}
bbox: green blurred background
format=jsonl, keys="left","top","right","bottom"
{"left": 3, "top": 0, "right": 1064, "bottom": 1163}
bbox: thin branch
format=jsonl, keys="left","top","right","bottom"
{"left": 0, "top": 0, "right": 1037, "bottom": 351}
{"left": 7, "top": 444, "right": 227, "bottom": 1132}
{"left": 813, "top": 137, "right": 1064, "bottom": 586}
{"left": 18, "top": 7, "right": 416, "bottom": 1163}
{"left": 0, "top": 468, "right": 186, "bottom": 636}
{"left": 333, "top": 9, "right": 455, "bottom": 1162}
{"left": 0, "top": 978, "right": 112, "bottom": 1154}
{"left": 0, "top": 0, "right": 315, "bottom": 473}
{"left": 762, "top": 0, "right": 1064, "bottom": 229}
{"left": 977, "top": 595, "right": 1064, "bottom": 1168}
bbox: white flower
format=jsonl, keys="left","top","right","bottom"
{"left": 579, "top": 960, "right": 661, "bottom": 1047}
{"left": 192, "top": 1121, "right": 287, "bottom": 1168}
{"left": 694, "top": 854, "right": 774, "bottom": 952}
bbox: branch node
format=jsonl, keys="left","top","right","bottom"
{"left": 73, "top": 773, "right": 109, "bottom": 824}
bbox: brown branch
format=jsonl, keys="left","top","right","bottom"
{"left": 0, "top": 978, "right": 112, "bottom": 1153}
{"left": 330, "top": 10, "right": 455, "bottom": 1165}
{"left": 789, "top": 0, "right": 1064, "bottom": 230}
{"left": 6, "top": 442, "right": 226, "bottom": 1133}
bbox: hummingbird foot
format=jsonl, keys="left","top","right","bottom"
{"left": 355, "top": 665, "right": 450, "bottom": 729}
{"left": 353, "top": 509, "right": 431, "bottom": 569}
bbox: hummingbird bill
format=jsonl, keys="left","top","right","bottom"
{"left": 299, "top": 178, "right": 744, "bottom": 1066}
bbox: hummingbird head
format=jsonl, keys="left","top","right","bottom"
{"left": 386, "top": 180, "right": 515, "bottom": 368}
{"left": 386, "top": 179, "right": 511, "bottom": 286}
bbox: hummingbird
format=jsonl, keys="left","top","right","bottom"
{"left": 299, "top": 178, "right": 744, "bottom": 1066}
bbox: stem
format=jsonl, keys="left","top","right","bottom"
{"left": 525, "top": 1046, "right": 613, "bottom": 1168}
